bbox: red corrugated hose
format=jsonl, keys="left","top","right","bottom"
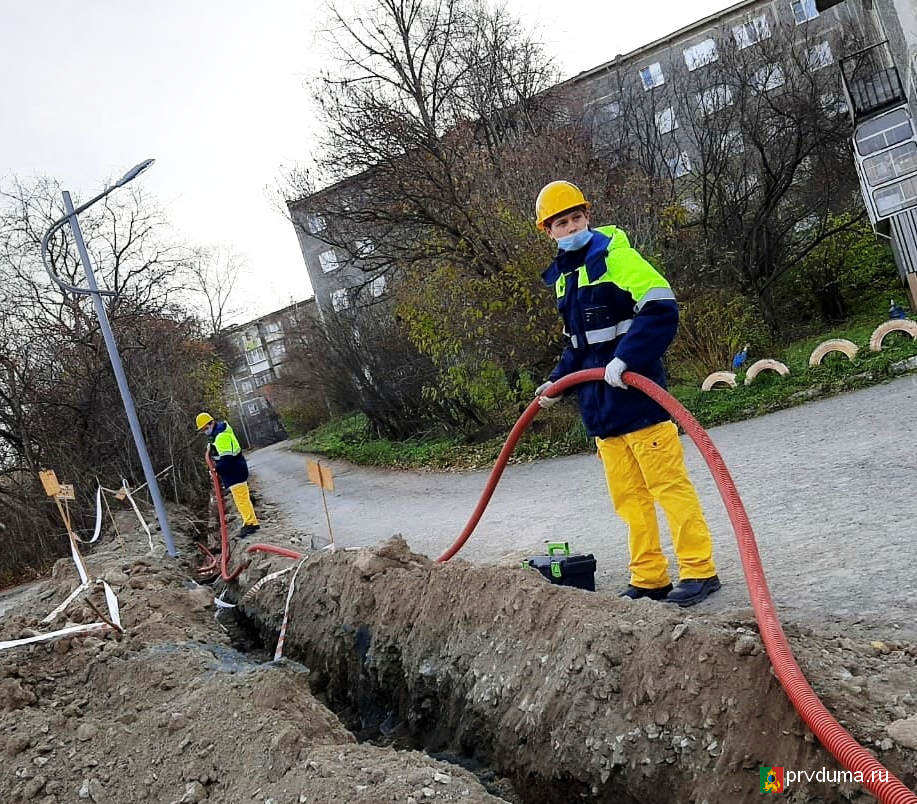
{"left": 197, "top": 452, "right": 246, "bottom": 582}
{"left": 436, "top": 368, "right": 916, "bottom": 804}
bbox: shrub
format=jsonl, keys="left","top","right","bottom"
{"left": 667, "top": 288, "right": 772, "bottom": 383}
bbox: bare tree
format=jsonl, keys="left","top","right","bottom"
{"left": 186, "top": 244, "right": 248, "bottom": 334}
{"left": 286, "top": 0, "right": 567, "bottom": 280}
{"left": 582, "top": 21, "right": 863, "bottom": 331}
{"left": 0, "top": 174, "right": 216, "bottom": 578}
{"left": 277, "top": 301, "right": 475, "bottom": 439}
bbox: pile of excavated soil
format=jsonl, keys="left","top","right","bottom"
{"left": 0, "top": 512, "right": 508, "bottom": 804}
{"left": 2, "top": 503, "right": 916, "bottom": 804}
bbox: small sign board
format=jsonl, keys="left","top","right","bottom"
{"left": 39, "top": 469, "right": 61, "bottom": 497}
{"left": 55, "top": 484, "right": 76, "bottom": 501}
{"left": 306, "top": 459, "right": 334, "bottom": 491}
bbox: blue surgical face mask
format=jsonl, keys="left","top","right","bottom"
{"left": 556, "top": 227, "right": 593, "bottom": 252}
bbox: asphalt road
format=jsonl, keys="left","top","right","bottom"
{"left": 247, "top": 374, "right": 917, "bottom": 638}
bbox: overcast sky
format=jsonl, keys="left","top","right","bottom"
{"left": 1, "top": 0, "right": 735, "bottom": 321}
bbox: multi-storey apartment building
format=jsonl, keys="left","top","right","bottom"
{"left": 215, "top": 298, "right": 318, "bottom": 447}
{"left": 289, "top": 0, "right": 917, "bottom": 316}
{"left": 288, "top": 0, "right": 870, "bottom": 307}
{"left": 286, "top": 204, "right": 389, "bottom": 324}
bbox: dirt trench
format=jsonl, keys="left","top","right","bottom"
{"left": 236, "top": 537, "right": 917, "bottom": 804}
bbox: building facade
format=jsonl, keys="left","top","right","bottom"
{"left": 817, "top": 0, "right": 917, "bottom": 298}
{"left": 286, "top": 205, "right": 389, "bottom": 324}
{"left": 215, "top": 298, "right": 318, "bottom": 447}
{"left": 288, "top": 0, "right": 863, "bottom": 308}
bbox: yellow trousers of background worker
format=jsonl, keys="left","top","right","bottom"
{"left": 229, "top": 482, "right": 259, "bottom": 527}
{"left": 595, "top": 420, "right": 716, "bottom": 589}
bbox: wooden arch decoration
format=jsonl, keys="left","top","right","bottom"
{"left": 808, "top": 338, "right": 859, "bottom": 367}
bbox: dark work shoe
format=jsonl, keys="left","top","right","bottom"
{"left": 620, "top": 583, "right": 673, "bottom": 601}
{"left": 238, "top": 524, "right": 260, "bottom": 539}
{"left": 665, "top": 575, "right": 721, "bottom": 607}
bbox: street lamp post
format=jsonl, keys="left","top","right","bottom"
{"left": 40, "top": 159, "right": 179, "bottom": 557}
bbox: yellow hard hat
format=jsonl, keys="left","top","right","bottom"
{"left": 535, "top": 180, "right": 591, "bottom": 230}
{"left": 195, "top": 412, "right": 214, "bottom": 431}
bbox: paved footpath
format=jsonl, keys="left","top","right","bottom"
{"left": 248, "top": 374, "right": 917, "bottom": 638}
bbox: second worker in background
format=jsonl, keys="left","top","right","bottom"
{"left": 196, "top": 412, "right": 261, "bottom": 538}
{"left": 533, "top": 180, "right": 720, "bottom": 607}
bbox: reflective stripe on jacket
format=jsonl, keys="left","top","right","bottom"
{"left": 209, "top": 421, "right": 249, "bottom": 488}
{"left": 541, "top": 225, "right": 679, "bottom": 438}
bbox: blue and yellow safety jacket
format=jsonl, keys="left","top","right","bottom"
{"left": 541, "top": 225, "right": 678, "bottom": 438}
{"left": 208, "top": 421, "right": 249, "bottom": 488}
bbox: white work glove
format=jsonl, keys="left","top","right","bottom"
{"left": 535, "top": 381, "right": 559, "bottom": 409}
{"left": 604, "top": 357, "right": 628, "bottom": 389}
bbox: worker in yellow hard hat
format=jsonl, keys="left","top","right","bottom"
{"left": 533, "top": 180, "right": 719, "bottom": 607}
{"left": 196, "top": 412, "right": 260, "bottom": 538}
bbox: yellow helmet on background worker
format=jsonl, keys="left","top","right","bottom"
{"left": 535, "top": 180, "right": 591, "bottom": 230}
{"left": 195, "top": 412, "right": 214, "bottom": 431}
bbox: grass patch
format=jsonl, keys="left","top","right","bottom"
{"left": 292, "top": 323, "right": 917, "bottom": 470}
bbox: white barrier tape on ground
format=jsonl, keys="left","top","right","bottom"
{"left": 0, "top": 621, "right": 111, "bottom": 651}
{"left": 101, "top": 580, "right": 122, "bottom": 629}
{"left": 274, "top": 559, "right": 307, "bottom": 662}
{"left": 41, "top": 582, "right": 90, "bottom": 624}
{"left": 39, "top": 578, "right": 123, "bottom": 629}
{"left": 4, "top": 577, "right": 123, "bottom": 652}
{"left": 69, "top": 537, "right": 91, "bottom": 586}
{"left": 72, "top": 487, "right": 104, "bottom": 545}
{"left": 119, "top": 479, "right": 154, "bottom": 552}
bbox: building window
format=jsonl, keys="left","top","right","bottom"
{"left": 720, "top": 130, "right": 745, "bottom": 154}
{"left": 639, "top": 63, "right": 665, "bottom": 90}
{"left": 265, "top": 320, "right": 281, "bottom": 334}
{"left": 732, "top": 16, "right": 771, "bottom": 49}
{"left": 319, "top": 249, "right": 340, "bottom": 273}
{"left": 854, "top": 108, "right": 913, "bottom": 156}
{"left": 820, "top": 93, "right": 848, "bottom": 117}
{"left": 863, "top": 142, "right": 917, "bottom": 185}
{"left": 683, "top": 39, "right": 718, "bottom": 71}
{"left": 806, "top": 41, "right": 834, "bottom": 70}
{"left": 307, "top": 213, "right": 326, "bottom": 234}
{"left": 331, "top": 288, "right": 350, "bottom": 312}
{"left": 873, "top": 176, "right": 917, "bottom": 217}
{"left": 370, "top": 275, "right": 387, "bottom": 297}
{"left": 246, "top": 401, "right": 260, "bottom": 416}
{"left": 655, "top": 107, "right": 678, "bottom": 134}
{"left": 790, "top": 0, "right": 818, "bottom": 24}
{"left": 269, "top": 342, "right": 286, "bottom": 357}
{"left": 253, "top": 372, "right": 273, "bottom": 388}
{"left": 592, "top": 98, "right": 622, "bottom": 123}
{"left": 697, "top": 85, "right": 734, "bottom": 115}
{"left": 355, "top": 237, "right": 375, "bottom": 258}
{"left": 752, "top": 64, "right": 785, "bottom": 92}
{"left": 666, "top": 152, "right": 692, "bottom": 178}
{"left": 246, "top": 347, "right": 266, "bottom": 365}
{"left": 241, "top": 380, "right": 253, "bottom": 393}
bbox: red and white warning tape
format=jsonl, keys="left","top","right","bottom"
{"left": 274, "top": 559, "right": 307, "bottom": 661}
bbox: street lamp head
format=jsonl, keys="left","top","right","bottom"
{"left": 115, "top": 158, "right": 155, "bottom": 188}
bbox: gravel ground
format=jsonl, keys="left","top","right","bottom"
{"left": 247, "top": 374, "right": 917, "bottom": 639}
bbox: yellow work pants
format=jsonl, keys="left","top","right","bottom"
{"left": 229, "top": 482, "right": 259, "bottom": 527}
{"left": 596, "top": 420, "right": 716, "bottom": 589}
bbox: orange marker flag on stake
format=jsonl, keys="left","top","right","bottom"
{"left": 305, "top": 459, "right": 335, "bottom": 549}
